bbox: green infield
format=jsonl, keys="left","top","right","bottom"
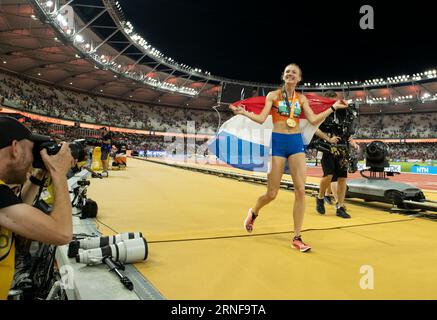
{"left": 307, "top": 160, "right": 436, "bottom": 173}
{"left": 394, "top": 161, "right": 435, "bottom": 172}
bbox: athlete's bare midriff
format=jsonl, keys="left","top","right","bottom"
{"left": 273, "top": 121, "right": 300, "bottom": 134}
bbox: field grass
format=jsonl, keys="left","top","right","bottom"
{"left": 394, "top": 161, "right": 435, "bottom": 172}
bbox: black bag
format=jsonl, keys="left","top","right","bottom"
{"left": 80, "top": 199, "right": 98, "bottom": 219}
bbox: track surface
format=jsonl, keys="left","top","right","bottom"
{"left": 87, "top": 158, "right": 437, "bottom": 299}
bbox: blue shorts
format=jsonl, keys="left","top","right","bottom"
{"left": 271, "top": 132, "right": 305, "bottom": 158}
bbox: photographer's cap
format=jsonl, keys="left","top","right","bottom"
{"left": 0, "top": 116, "right": 50, "bottom": 149}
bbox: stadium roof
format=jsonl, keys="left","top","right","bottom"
{"left": 0, "top": 0, "right": 220, "bottom": 109}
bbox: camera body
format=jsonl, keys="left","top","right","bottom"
{"left": 365, "top": 141, "right": 390, "bottom": 172}
{"left": 33, "top": 139, "right": 87, "bottom": 169}
{"left": 83, "top": 137, "right": 101, "bottom": 147}
{"left": 70, "top": 177, "right": 98, "bottom": 219}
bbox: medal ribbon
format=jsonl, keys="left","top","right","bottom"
{"left": 282, "top": 88, "right": 298, "bottom": 120}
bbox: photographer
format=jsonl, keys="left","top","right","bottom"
{"left": 0, "top": 116, "right": 74, "bottom": 300}
{"left": 314, "top": 91, "right": 358, "bottom": 219}
{"left": 100, "top": 127, "right": 112, "bottom": 176}
{"left": 72, "top": 141, "right": 103, "bottom": 179}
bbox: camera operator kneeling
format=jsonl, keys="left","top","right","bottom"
{"left": 0, "top": 117, "right": 74, "bottom": 300}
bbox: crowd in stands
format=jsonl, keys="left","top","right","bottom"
{"left": 0, "top": 71, "right": 436, "bottom": 160}
{"left": 305, "top": 142, "right": 436, "bottom": 161}
{"left": 19, "top": 118, "right": 437, "bottom": 161}
{"left": 2, "top": 71, "right": 437, "bottom": 140}
{"left": 15, "top": 118, "right": 208, "bottom": 155}
{"left": 386, "top": 143, "right": 437, "bottom": 161}
{"left": 356, "top": 113, "right": 437, "bottom": 139}
{"left": 0, "top": 72, "right": 228, "bottom": 135}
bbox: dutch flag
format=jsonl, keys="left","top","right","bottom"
{"left": 208, "top": 94, "right": 336, "bottom": 172}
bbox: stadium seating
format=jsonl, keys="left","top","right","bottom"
{"left": 0, "top": 72, "right": 436, "bottom": 159}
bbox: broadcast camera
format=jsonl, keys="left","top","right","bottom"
{"left": 319, "top": 102, "right": 359, "bottom": 141}
{"left": 359, "top": 141, "right": 392, "bottom": 179}
{"left": 365, "top": 141, "right": 390, "bottom": 171}
{"left": 309, "top": 102, "right": 360, "bottom": 173}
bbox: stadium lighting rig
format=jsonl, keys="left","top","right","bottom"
{"left": 32, "top": 0, "right": 200, "bottom": 97}
{"left": 99, "top": 0, "right": 437, "bottom": 92}
{"left": 27, "top": 0, "right": 437, "bottom": 101}
{"left": 367, "top": 97, "right": 388, "bottom": 104}
{"left": 394, "top": 95, "right": 414, "bottom": 102}
{"left": 420, "top": 92, "right": 437, "bottom": 103}
{"left": 120, "top": 19, "right": 212, "bottom": 78}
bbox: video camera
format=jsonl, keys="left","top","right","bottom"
{"left": 309, "top": 102, "right": 360, "bottom": 172}
{"left": 365, "top": 141, "right": 390, "bottom": 172}
{"left": 319, "top": 102, "right": 359, "bottom": 140}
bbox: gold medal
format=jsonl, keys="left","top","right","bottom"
{"left": 286, "top": 118, "right": 296, "bottom": 128}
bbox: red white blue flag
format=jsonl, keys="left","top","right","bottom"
{"left": 208, "top": 94, "right": 336, "bottom": 172}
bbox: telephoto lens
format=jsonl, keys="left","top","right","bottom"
{"left": 68, "top": 232, "right": 143, "bottom": 258}
{"left": 76, "top": 237, "right": 148, "bottom": 265}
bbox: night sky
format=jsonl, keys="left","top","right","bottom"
{"left": 117, "top": 0, "right": 437, "bottom": 84}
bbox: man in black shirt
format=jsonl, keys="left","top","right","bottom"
{"left": 0, "top": 116, "right": 74, "bottom": 299}
{"left": 100, "top": 127, "right": 112, "bottom": 176}
{"left": 314, "top": 128, "right": 350, "bottom": 218}
{"left": 314, "top": 91, "right": 357, "bottom": 219}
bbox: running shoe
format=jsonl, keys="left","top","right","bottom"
{"left": 244, "top": 208, "right": 257, "bottom": 233}
{"left": 324, "top": 196, "right": 333, "bottom": 205}
{"left": 336, "top": 206, "right": 351, "bottom": 219}
{"left": 292, "top": 236, "right": 311, "bottom": 252}
{"left": 316, "top": 197, "right": 325, "bottom": 214}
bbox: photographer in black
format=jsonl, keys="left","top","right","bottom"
{"left": 100, "top": 127, "right": 112, "bottom": 176}
{"left": 0, "top": 116, "right": 74, "bottom": 300}
{"left": 313, "top": 91, "right": 359, "bottom": 219}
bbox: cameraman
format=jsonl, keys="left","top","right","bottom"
{"left": 100, "top": 127, "right": 112, "bottom": 176}
{"left": 0, "top": 116, "right": 74, "bottom": 300}
{"left": 315, "top": 91, "right": 355, "bottom": 219}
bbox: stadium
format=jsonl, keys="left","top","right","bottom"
{"left": 0, "top": 0, "right": 436, "bottom": 304}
